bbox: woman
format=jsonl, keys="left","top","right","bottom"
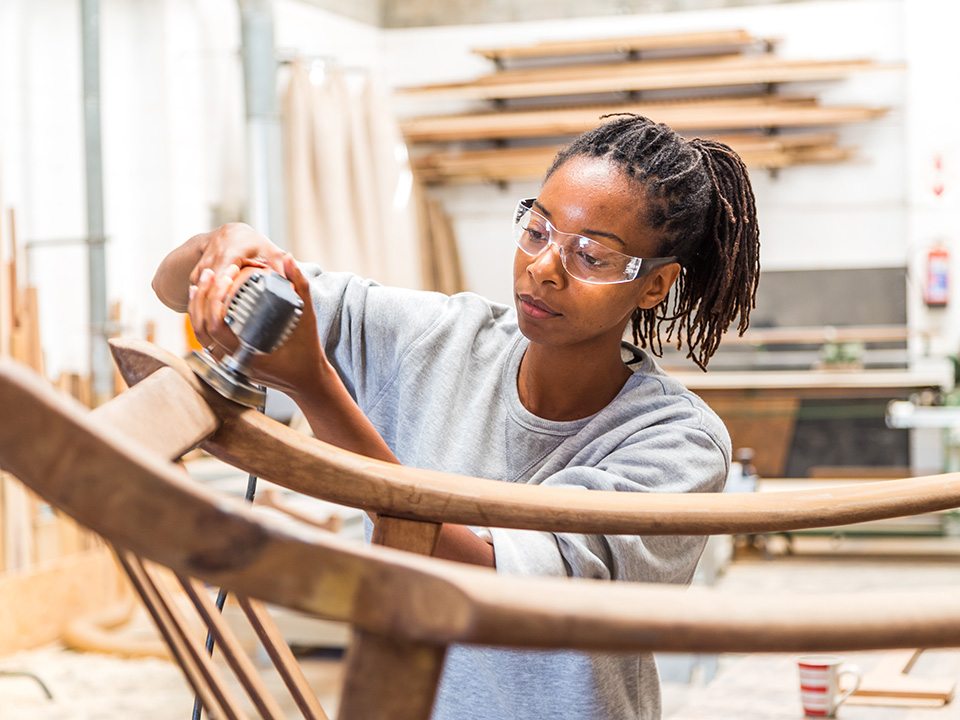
{"left": 153, "top": 114, "right": 760, "bottom": 718}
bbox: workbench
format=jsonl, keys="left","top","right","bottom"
{"left": 667, "top": 368, "right": 952, "bottom": 478}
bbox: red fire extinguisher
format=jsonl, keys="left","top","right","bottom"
{"left": 925, "top": 245, "right": 950, "bottom": 306}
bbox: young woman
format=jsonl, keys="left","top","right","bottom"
{"left": 153, "top": 114, "right": 760, "bottom": 719}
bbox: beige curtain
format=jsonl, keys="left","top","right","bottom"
{"left": 286, "top": 60, "right": 452, "bottom": 291}
{"left": 283, "top": 60, "right": 465, "bottom": 293}
{"left": 414, "top": 179, "right": 465, "bottom": 295}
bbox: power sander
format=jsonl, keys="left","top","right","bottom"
{"left": 186, "top": 268, "right": 304, "bottom": 409}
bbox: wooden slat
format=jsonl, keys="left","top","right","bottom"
{"left": 178, "top": 575, "right": 287, "bottom": 720}
{"left": 400, "top": 56, "right": 888, "bottom": 102}
{"left": 412, "top": 133, "right": 851, "bottom": 183}
{"left": 236, "top": 595, "right": 331, "bottom": 720}
{"left": 472, "top": 29, "right": 765, "bottom": 62}
{"left": 118, "top": 552, "right": 249, "bottom": 720}
{"left": 851, "top": 676, "right": 955, "bottom": 701}
{"left": 107, "top": 339, "right": 960, "bottom": 537}
{"left": 400, "top": 97, "right": 888, "bottom": 143}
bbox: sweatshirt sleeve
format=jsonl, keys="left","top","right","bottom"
{"left": 488, "top": 410, "right": 729, "bottom": 586}
{"left": 301, "top": 264, "right": 453, "bottom": 409}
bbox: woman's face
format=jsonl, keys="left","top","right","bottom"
{"left": 513, "top": 155, "right": 677, "bottom": 353}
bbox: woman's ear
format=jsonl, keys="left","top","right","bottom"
{"left": 636, "top": 262, "right": 681, "bottom": 310}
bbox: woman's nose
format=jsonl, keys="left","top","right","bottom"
{"left": 527, "top": 240, "right": 565, "bottom": 284}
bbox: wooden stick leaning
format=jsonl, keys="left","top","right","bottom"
{"left": 4, "top": 355, "right": 960, "bottom": 658}
{"left": 108, "top": 338, "right": 960, "bottom": 536}
{"left": 0, "top": 207, "right": 10, "bottom": 359}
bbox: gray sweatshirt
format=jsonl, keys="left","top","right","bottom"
{"left": 304, "top": 267, "right": 731, "bottom": 719}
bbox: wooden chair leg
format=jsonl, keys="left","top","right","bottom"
{"left": 237, "top": 595, "right": 331, "bottom": 720}
{"left": 178, "top": 576, "right": 287, "bottom": 720}
{"left": 115, "top": 550, "right": 250, "bottom": 720}
{"left": 337, "top": 629, "right": 447, "bottom": 720}
{"left": 372, "top": 516, "right": 442, "bottom": 556}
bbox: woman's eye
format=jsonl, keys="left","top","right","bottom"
{"left": 525, "top": 227, "right": 548, "bottom": 243}
{"left": 576, "top": 251, "right": 606, "bottom": 267}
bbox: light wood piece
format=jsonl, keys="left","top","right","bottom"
{"left": 399, "top": 56, "right": 888, "bottom": 102}
{"left": 845, "top": 649, "right": 957, "bottom": 704}
{"left": 472, "top": 29, "right": 768, "bottom": 63}
{"left": 412, "top": 132, "right": 852, "bottom": 183}
{"left": 400, "top": 96, "right": 887, "bottom": 144}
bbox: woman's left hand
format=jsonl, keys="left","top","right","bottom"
{"left": 190, "top": 255, "right": 328, "bottom": 399}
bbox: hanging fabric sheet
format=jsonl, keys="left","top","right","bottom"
{"left": 283, "top": 59, "right": 436, "bottom": 290}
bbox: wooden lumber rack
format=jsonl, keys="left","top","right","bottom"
{"left": 397, "top": 29, "right": 897, "bottom": 183}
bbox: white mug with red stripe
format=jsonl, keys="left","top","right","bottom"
{"left": 797, "top": 655, "right": 862, "bottom": 717}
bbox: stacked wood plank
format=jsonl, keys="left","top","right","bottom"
{"left": 0, "top": 205, "right": 126, "bottom": 655}
{"left": 396, "top": 29, "right": 895, "bottom": 184}
{"left": 413, "top": 131, "right": 853, "bottom": 183}
{"left": 400, "top": 56, "right": 887, "bottom": 103}
{"left": 471, "top": 29, "right": 770, "bottom": 64}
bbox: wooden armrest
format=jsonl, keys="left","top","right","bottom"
{"left": 107, "top": 338, "right": 960, "bottom": 536}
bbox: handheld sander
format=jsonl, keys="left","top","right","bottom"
{"left": 186, "top": 268, "right": 304, "bottom": 409}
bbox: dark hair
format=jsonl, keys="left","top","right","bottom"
{"left": 546, "top": 114, "right": 760, "bottom": 370}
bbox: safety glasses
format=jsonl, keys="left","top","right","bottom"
{"left": 513, "top": 198, "right": 677, "bottom": 285}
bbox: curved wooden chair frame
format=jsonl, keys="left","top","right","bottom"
{"left": 2, "top": 342, "right": 960, "bottom": 720}
{"left": 110, "top": 338, "right": 960, "bottom": 541}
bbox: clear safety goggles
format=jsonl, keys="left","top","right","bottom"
{"left": 513, "top": 198, "right": 677, "bottom": 285}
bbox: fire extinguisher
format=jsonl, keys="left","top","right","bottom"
{"left": 925, "top": 244, "right": 950, "bottom": 306}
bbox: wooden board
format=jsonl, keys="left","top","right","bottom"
{"left": 400, "top": 96, "right": 888, "bottom": 143}
{"left": 399, "top": 56, "right": 888, "bottom": 102}
{"left": 0, "top": 546, "right": 125, "bottom": 655}
{"left": 472, "top": 29, "right": 767, "bottom": 62}
{"left": 412, "top": 132, "right": 852, "bottom": 182}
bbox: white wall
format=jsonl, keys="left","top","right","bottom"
{"left": 0, "top": 0, "right": 384, "bottom": 374}
{"left": 3, "top": 0, "right": 959, "bottom": 378}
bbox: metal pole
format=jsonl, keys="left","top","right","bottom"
{"left": 80, "top": 0, "right": 111, "bottom": 404}
{"left": 238, "top": 0, "right": 287, "bottom": 248}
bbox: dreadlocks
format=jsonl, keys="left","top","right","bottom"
{"left": 546, "top": 114, "right": 761, "bottom": 371}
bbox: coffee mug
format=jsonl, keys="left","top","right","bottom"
{"left": 797, "top": 655, "right": 862, "bottom": 717}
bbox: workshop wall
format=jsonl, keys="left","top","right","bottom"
{"left": 2, "top": 0, "right": 959, "bottom": 385}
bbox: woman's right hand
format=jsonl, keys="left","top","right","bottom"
{"left": 152, "top": 222, "right": 287, "bottom": 314}
{"left": 186, "top": 223, "right": 287, "bottom": 288}
{"left": 182, "top": 224, "right": 297, "bottom": 358}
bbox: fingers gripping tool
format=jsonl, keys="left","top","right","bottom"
{"left": 186, "top": 269, "right": 304, "bottom": 409}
